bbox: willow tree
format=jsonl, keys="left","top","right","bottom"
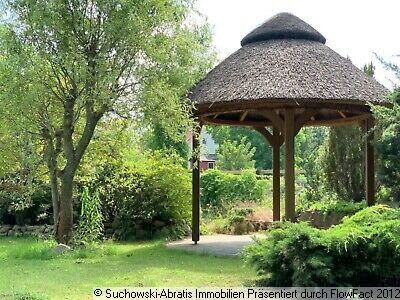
{"left": 0, "top": 0, "right": 214, "bottom": 243}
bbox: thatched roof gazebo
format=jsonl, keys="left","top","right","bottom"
{"left": 189, "top": 12, "right": 389, "bottom": 243}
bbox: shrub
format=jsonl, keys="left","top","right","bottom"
{"left": 73, "top": 187, "right": 103, "bottom": 246}
{"left": 226, "top": 207, "right": 255, "bottom": 235}
{"left": 201, "top": 169, "right": 267, "bottom": 209}
{"left": 0, "top": 175, "right": 52, "bottom": 225}
{"left": 92, "top": 151, "right": 191, "bottom": 240}
{"left": 245, "top": 205, "right": 400, "bottom": 286}
{"left": 297, "top": 194, "right": 365, "bottom": 216}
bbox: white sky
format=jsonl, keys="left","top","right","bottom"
{"left": 195, "top": 0, "right": 400, "bottom": 89}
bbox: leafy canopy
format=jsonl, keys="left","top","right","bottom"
{"left": 217, "top": 138, "right": 256, "bottom": 171}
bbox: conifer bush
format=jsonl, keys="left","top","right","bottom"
{"left": 245, "top": 205, "right": 400, "bottom": 286}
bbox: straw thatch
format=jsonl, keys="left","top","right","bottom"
{"left": 189, "top": 13, "right": 389, "bottom": 110}
{"left": 241, "top": 12, "right": 326, "bottom": 46}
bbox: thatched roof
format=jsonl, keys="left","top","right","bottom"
{"left": 189, "top": 13, "right": 389, "bottom": 114}
{"left": 241, "top": 12, "right": 326, "bottom": 46}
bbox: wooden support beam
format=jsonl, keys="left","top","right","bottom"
{"left": 365, "top": 117, "right": 375, "bottom": 206}
{"left": 240, "top": 110, "right": 248, "bottom": 121}
{"left": 294, "top": 109, "right": 318, "bottom": 135}
{"left": 202, "top": 116, "right": 270, "bottom": 127}
{"left": 192, "top": 123, "right": 202, "bottom": 244}
{"left": 284, "top": 108, "right": 296, "bottom": 222}
{"left": 260, "top": 110, "right": 284, "bottom": 133}
{"left": 254, "top": 127, "right": 275, "bottom": 145}
{"left": 339, "top": 111, "right": 347, "bottom": 118}
{"left": 201, "top": 113, "right": 369, "bottom": 128}
{"left": 253, "top": 126, "right": 281, "bottom": 222}
{"left": 272, "top": 126, "right": 281, "bottom": 221}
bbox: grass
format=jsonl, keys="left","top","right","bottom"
{"left": 0, "top": 237, "right": 255, "bottom": 300}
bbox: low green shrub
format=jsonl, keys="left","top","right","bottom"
{"left": 227, "top": 207, "right": 255, "bottom": 235}
{"left": 92, "top": 151, "right": 191, "bottom": 240}
{"left": 0, "top": 175, "right": 52, "bottom": 225}
{"left": 201, "top": 169, "right": 267, "bottom": 209}
{"left": 297, "top": 195, "right": 365, "bottom": 216}
{"left": 245, "top": 205, "right": 400, "bottom": 286}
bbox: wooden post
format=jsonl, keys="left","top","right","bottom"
{"left": 192, "top": 124, "right": 201, "bottom": 244}
{"left": 284, "top": 108, "right": 296, "bottom": 221}
{"left": 365, "top": 117, "right": 375, "bottom": 206}
{"left": 272, "top": 126, "right": 281, "bottom": 221}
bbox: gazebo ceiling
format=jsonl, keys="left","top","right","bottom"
{"left": 189, "top": 12, "right": 389, "bottom": 127}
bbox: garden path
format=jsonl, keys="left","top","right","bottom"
{"left": 166, "top": 234, "right": 261, "bottom": 256}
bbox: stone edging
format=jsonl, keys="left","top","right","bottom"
{"left": 0, "top": 224, "right": 54, "bottom": 237}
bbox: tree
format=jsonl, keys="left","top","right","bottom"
{"left": 374, "top": 58, "right": 400, "bottom": 201}
{"left": 296, "top": 127, "right": 327, "bottom": 195}
{"left": 319, "top": 62, "right": 376, "bottom": 202}
{"left": 0, "top": 0, "right": 214, "bottom": 243}
{"left": 207, "top": 125, "right": 273, "bottom": 169}
{"left": 320, "top": 125, "right": 365, "bottom": 201}
{"left": 217, "top": 138, "right": 256, "bottom": 171}
{"left": 144, "top": 123, "right": 189, "bottom": 161}
{"left": 363, "top": 62, "right": 375, "bottom": 77}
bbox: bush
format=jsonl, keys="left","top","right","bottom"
{"left": 297, "top": 194, "right": 365, "bottom": 216}
{"left": 0, "top": 175, "right": 52, "bottom": 225}
{"left": 73, "top": 187, "right": 103, "bottom": 246}
{"left": 92, "top": 151, "right": 191, "bottom": 240}
{"left": 245, "top": 205, "right": 400, "bottom": 286}
{"left": 201, "top": 169, "right": 267, "bottom": 209}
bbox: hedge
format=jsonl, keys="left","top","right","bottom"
{"left": 201, "top": 169, "right": 268, "bottom": 208}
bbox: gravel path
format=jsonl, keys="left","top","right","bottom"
{"left": 166, "top": 234, "right": 260, "bottom": 256}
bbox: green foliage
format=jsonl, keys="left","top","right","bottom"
{"left": 363, "top": 62, "right": 375, "bottom": 77}
{"left": 208, "top": 125, "right": 273, "bottom": 170}
{"left": 226, "top": 207, "right": 255, "bottom": 235}
{"left": 73, "top": 188, "right": 103, "bottom": 246}
{"left": 92, "top": 151, "right": 191, "bottom": 240}
{"left": 201, "top": 169, "right": 267, "bottom": 208}
{"left": 375, "top": 88, "right": 400, "bottom": 201}
{"left": 0, "top": 176, "right": 52, "bottom": 225}
{"left": 0, "top": 0, "right": 215, "bottom": 242}
{"left": 319, "top": 125, "right": 365, "bottom": 201}
{"left": 144, "top": 123, "right": 189, "bottom": 162}
{"left": 295, "top": 127, "right": 327, "bottom": 196}
{"left": 5, "top": 238, "right": 57, "bottom": 261}
{"left": 245, "top": 205, "right": 400, "bottom": 286}
{"left": 314, "top": 64, "right": 377, "bottom": 203}
{"left": 297, "top": 195, "right": 365, "bottom": 216}
{"left": 217, "top": 138, "right": 256, "bottom": 171}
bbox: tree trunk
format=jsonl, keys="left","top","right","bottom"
{"left": 56, "top": 172, "right": 74, "bottom": 244}
{"left": 49, "top": 167, "right": 60, "bottom": 226}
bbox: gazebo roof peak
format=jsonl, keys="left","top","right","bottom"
{"left": 241, "top": 12, "right": 326, "bottom": 46}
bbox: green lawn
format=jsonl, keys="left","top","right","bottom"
{"left": 0, "top": 237, "right": 255, "bottom": 300}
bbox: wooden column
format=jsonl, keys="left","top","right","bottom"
{"left": 272, "top": 126, "right": 281, "bottom": 221}
{"left": 192, "top": 124, "right": 202, "bottom": 244}
{"left": 365, "top": 117, "right": 375, "bottom": 206}
{"left": 284, "top": 108, "right": 296, "bottom": 221}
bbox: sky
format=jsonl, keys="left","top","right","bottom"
{"left": 195, "top": 0, "right": 400, "bottom": 89}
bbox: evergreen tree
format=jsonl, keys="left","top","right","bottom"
{"left": 320, "top": 62, "right": 375, "bottom": 201}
